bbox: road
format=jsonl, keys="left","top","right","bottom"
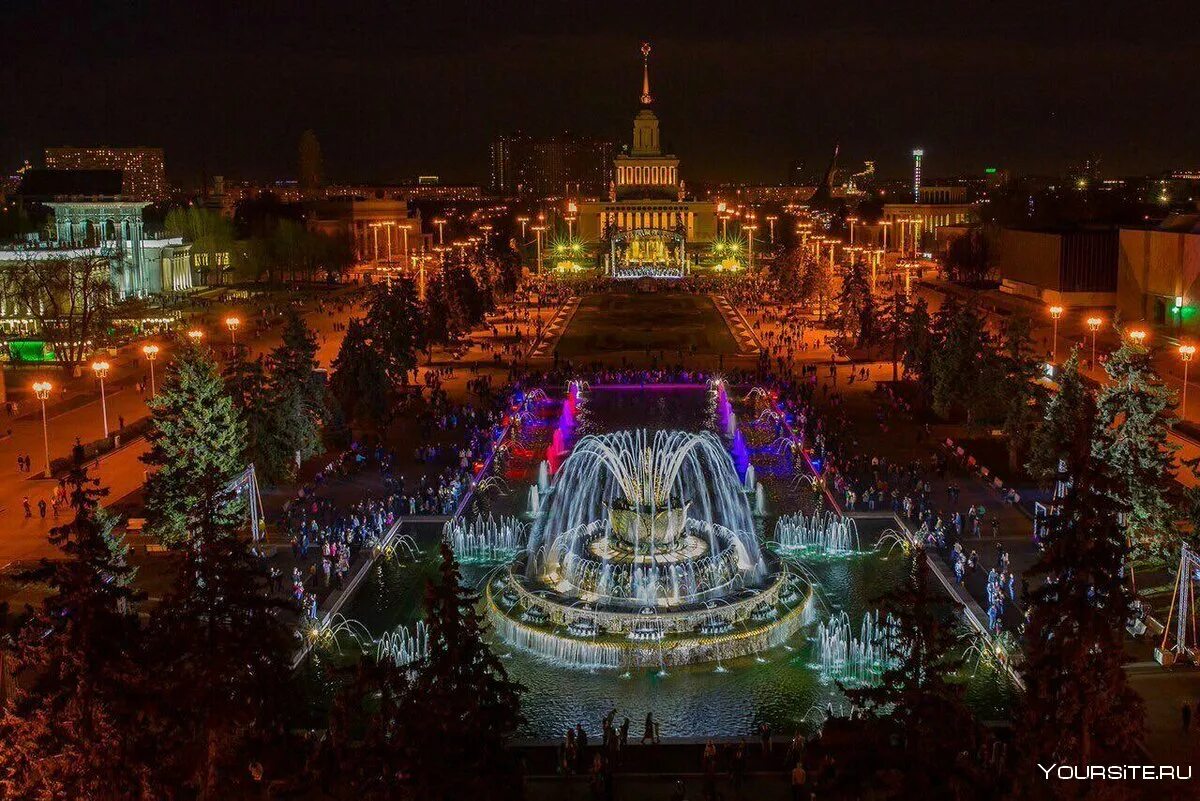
{"left": 0, "top": 293, "right": 360, "bottom": 567}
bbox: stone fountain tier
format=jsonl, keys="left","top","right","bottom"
{"left": 486, "top": 553, "right": 817, "bottom": 668}
{"left": 607, "top": 498, "right": 690, "bottom": 552}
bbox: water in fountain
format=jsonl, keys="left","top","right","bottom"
{"left": 814, "top": 610, "right": 900, "bottom": 685}
{"left": 726, "top": 412, "right": 738, "bottom": 440}
{"left": 775, "top": 512, "right": 861, "bottom": 556}
{"left": 375, "top": 620, "right": 430, "bottom": 666}
{"left": 527, "top": 429, "right": 767, "bottom": 597}
{"left": 445, "top": 515, "right": 529, "bottom": 564}
{"left": 743, "top": 462, "right": 756, "bottom": 491}
{"left": 755, "top": 483, "right": 767, "bottom": 516}
{"left": 731, "top": 430, "right": 750, "bottom": 478}
{"left": 538, "top": 461, "right": 551, "bottom": 494}
{"left": 528, "top": 485, "right": 541, "bottom": 516}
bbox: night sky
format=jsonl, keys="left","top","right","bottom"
{"left": 3, "top": 0, "right": 1195, "bottom": 186}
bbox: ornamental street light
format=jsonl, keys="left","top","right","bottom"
{"left": 744, "top": 224, "right": 758, "bottom": 269}
{"left": 1049, "top": 305, "right": 1064, "bottom": 362}
{"left": 765, "top": 214, "right": 778, "bottom": 243}
{"left": 846, "top": 215, "right": 859, "bottom": 244}
{"left": 516, "top": 216, "right": 530, "bottom": 239}
{"left": 433, "top": 217, "right": 447, "bottom": 245}
{"left": 142, "top": 344, "right": 159, "bottom": 397}
{"left": 33, "top": 381, "right": 52, "bottom": 476}
{"left": 1180, "top": 344, "right": 1196, "bottom": 420}
{"left": 1128, "top": 328, "right": 1148, "bottom": 347}
{"left": 1087, "top": 316, "right": 1103, "bottom": 368}
{"left": 530, "top": 225, "right": 548, "bottom": 273}
{"left": 226, "top": 315, "right": 240, "bottom": 346}
{"left": 91, "top": 360, "right": 111, "bottom": 438}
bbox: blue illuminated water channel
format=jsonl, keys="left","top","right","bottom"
{"left": 321, "top": 385, "right": 1015, "bottom": 738}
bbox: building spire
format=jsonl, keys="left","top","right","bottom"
{"left": 640, "top": 42, "right": 653, "bottom": 105}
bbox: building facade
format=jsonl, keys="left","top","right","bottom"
{"left": 44, "top": 147, "right": 167, "bottom": 200}
{"left": 1116, "top": 215, "right": 1200, "bottom": 330}
{"left": 996, "top": 226, "right": 1118, "bottom": 307}
{"left": 307, "top": 198, "right": 424, "bottom": 266}
{"left": 575, "top": 44, "right": 717, "bottom": 276}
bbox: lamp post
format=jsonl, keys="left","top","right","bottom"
{"left": 433, "top": 217, "right": 447, "bottom": 245}
{"left": 1180, "top": 344, "right": 1196, "bottom": 420}
{"left": 765, "top": 215, "right": 778, "bottom": 243}
{"left": 516, "top": 215, "right": 529, "bottom": 239}
{"left": 531, "top": 225, "right": 547, "bottom": 273}
{"left": 479, "top": 224, "right": 492, "bottom": 250}
{"left": 225, "top": 315, "right": 240, "bottom": 346}
{"left": 847, "top": 215, "right": 859, "bottom": 244}
{"left": 1049, "top": 305, "right": 1064, "bottom": 362}
{"left": 1128, "top": 328, "right": 1148, "bottom": 347}
{"left": 142, "top": 344, "right": 159, "bottom": 397}
{"left": 744, "top": 224, "right": 757, "bottom": 269}
{"left": 33, "top": 381, "right": 51, "bottom": 476}
{"left": 1087, "top": 316, "right": 1102, "bottom": 368}
{"left": 91, "top": 360, "right": 110, "bottom": 438}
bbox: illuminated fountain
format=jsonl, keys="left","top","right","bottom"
{"left": 445, "top": 515, "right": 528, "bottom": 564}
{"left": 814, "top": 610, "right": 901, "bottom": 686}
{"left": 487, "top": 428, "right": 814, "bottom": 668}
{"left": 774, "top": 512, "right": 861, "bottom": 557}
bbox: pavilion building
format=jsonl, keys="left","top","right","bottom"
{"left": 576, "top": 44, "right": 717, "bottom": 277}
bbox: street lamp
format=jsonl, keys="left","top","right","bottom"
{"left": 91, "top": 360, "right": 111, "bottom": 438}
{"left": 1180, "top": 344, "right": 1196, "bottom": 420}
{"left": 433, "top": 217, "right": 447, "bottom": 245}
{"left": 33, "top": 381, "right": 52, "bottom": 476}
{"left": 1087, "top": 316, "right": 1102, "bottom": 368}
{"left": 516, "top": 215, "right": 530, "bottom": 239}
{"left": 1128, "top": 328, "right": 1148, "bottom": 347}
{"left": 225, "top": 315, "right": 240, "bottom": 346}
{"left": 530, "top": 225, "right": 548, "bottom": 273}
{"left": 765, "top": 214, "right": 778, "bottom": 243}
{"left": 142, "top": 344, "right": 159, "bottom": 397}
{"left": 1049, "top": 305, "right": 1064, "bottom": 362}
{"left": 744, "top": 224, "right": 758, "bottom": 269}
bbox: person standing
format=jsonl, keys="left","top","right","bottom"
{"left": 790, "top": 760, "right": 807, "bottom": 801}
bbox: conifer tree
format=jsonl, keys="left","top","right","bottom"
{"left": 1027, "top": 350, "right": 1096, "bottom": 487}
{"left": 997, "top": 316, "right": 1048, "bottom": 472}
{"left": 1092, "top": 337, "right": 1180, "bottom": 557}
{"left": 263, "top": 309, "right": 324, "bottom": 483}
{"left": 144, "top": 467, "right": 292, "bottom": 800}
{"left": 1017, "top": 460, "right": 1144, "bottom": 792}
{"left": 330, "top": 318, "right": 393, "bottom": 433}
{"left": 142, "top": 344, "right": 246, "bottom": 546}
{"left": 363, "top": 277, "right": 425, "bottom": 384}
{"left": 0, "top": 447, "right": 151, "bottom": 798}
{"left": 360, "top": 543, "right": 523, "bottom": 800}
{"left": 833, "top": 259, "right": 875, "bottom": 348}
{"left": 901, "top": 296, "right": 935, "bottom": 402}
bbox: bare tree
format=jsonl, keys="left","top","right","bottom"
{"left": 8, "top": 252, "right": 113, "bottom": 372}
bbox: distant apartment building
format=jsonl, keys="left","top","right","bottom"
{"left": 44, "top": 146, "right": 167, "bottom": 200}
{"left": 490, "top": 134, "right": 615, "bottom": 199}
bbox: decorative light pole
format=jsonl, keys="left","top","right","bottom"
{"left": 433, "top": 217, "right": 447, "bottom": 245}
{"left": 516, "top": 216, "right": 529, "bottom": 239}
{"left": 1128, "top": 328, "right": 1148, "bottom": 347}
{"left": 1049, "top": 305, "right": 1064, "bottom": 362}
{"left": 744, "top": 224, "right": 757, "bottom": 269}
{"left": 226, "top": 315, "right": 240, "bottom": 346}
{"left": 33, "top": 381, "right": 52, "bottom": 476}
{"left": 846, "top": 215, "right": 859, "bottom": 244}
{"left": 765, "top": 215, "right": 778, "bottom": 243}
{"left": 531, "top": 225, "right": 547, "bottom": 273}
{"left": 1180, "top": 344, "right": 1196, "bottom": 420}
{"left": 91, "top": 360, "right": 111, "bottom": 437}
{"left": 142, "top": 344, "right": 159, "bottom": 397}
{"left": 1087, "top": 316, "right": 1102, "bottom": 368}
{"left": 188, "top": 329, "right": 204, "bottom": 343}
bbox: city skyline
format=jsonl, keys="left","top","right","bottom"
{"left": 3, "top": 1, "right": 1197, "bottom": 187}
